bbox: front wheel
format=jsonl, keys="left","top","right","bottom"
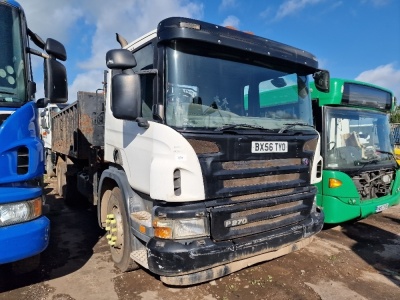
{"left": 106, "top": 187, "right": 138, "bottom": 272}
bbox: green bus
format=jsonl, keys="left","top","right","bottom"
{"left": 311, "top": 78, "right": 400, "bottom": 224}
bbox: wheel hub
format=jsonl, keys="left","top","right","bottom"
{"left": 106, "top": 211, "right": 123, "bottom": 248}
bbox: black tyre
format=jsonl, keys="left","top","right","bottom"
{"left": 64, "top": 174, "right": 84, "bottom": 207}
{"left": 106, "top": 187, "right": 138, "bottom": 272}
{"left": 56, "top": 158, "right": 84, "bottom": 207}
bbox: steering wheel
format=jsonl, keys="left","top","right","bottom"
{"left": 203, "top": 101, "right": 219, "bottom": 115}
{"left": 167, "top": 92, "right": 192, "bottom": 104}
{"left": 328, "top": 141, "right": 336, "bottom": 150}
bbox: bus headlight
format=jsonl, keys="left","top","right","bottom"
{"left": 153, "top": 217, "right": 209, "bottom": 239}
{"left": 329, "top": 178, "right": 342, "bottom": 188}
{"left": 0, "top": 198, "right": 42, "bottom": 227}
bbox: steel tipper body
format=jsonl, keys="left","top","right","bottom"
{"left": 52, "top": 17, "right": 329, "bottom": 285}
{"left": 0, "top": 0, "right": 67, "bottom": 270}
{"left": 311, "top": 78, "right": 400, "bottom": 224}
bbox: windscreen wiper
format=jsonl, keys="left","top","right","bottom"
{"left": 278, "top": 122, "right": 315, "bottom": 133}
{"left": 215, "top": 124, "right": 273, "bottom": 132}
{"left": 376, "top": 150, "right": 398, "bottom": 163}
{"left": 0, "top": 90, "right": 15, "bottom": 96}
{"left": 347, "top": 158, "right": 380, "bottom": 176}
{"left": 354, "top": 158, "right": 380, "bottom": 173}
{"left": 354, "top": 158, "right": 379, "bottom": 166}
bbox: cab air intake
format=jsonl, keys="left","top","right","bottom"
{"left": 17, "top": 146, "right": 29, "bottom": 174}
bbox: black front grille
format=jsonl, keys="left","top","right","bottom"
{"left": 209, "top": 186, "right": 315, "bottom": 241}
{"left": 352, "top": 168, "right": 395, "bottom": 200}
{"left": 184, "top": 133, "right": 319, "bottom": 241}
{"left": 0, "top": 113, "right": 11, "bottom": 127}
{"left": 219, "top": 159, "right": 306, "bottom": 196}
{"left": 186, "top": 134, "right": 316, "bottom": 200}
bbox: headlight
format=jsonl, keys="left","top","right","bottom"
{"left": 329, "top": 178, "right": 342, "bottom": 188}
{"left": 153, "top": 217, "right": 209, "bottom": 239}
{"left": 0, "top": 197, "right": 42, "bottom": 227}
{"left": 303, "top": 137, "right": 318, "bottom": 152}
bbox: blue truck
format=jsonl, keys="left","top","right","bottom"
{"left": 0, "top": 0, "right": 67, "bottom": 272}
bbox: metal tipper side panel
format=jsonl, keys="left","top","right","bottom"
{"left": 52, "top": 92, "right": 104, "bottom": 159}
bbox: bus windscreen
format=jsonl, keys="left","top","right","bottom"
{"left": 342, "top": 83, "right": 392, "bottom": 110}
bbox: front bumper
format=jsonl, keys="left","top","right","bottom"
{"left": 145, "top": 211, "right": 323, "bottom": 285}
{"left": 0, "top": 216, "right": 50, "bottom": 264}
{"left": 319, "top": 193, "right": 400, "bottom": 224}
{"left": 0, "top": 186, "right": 49, "bottom": 264}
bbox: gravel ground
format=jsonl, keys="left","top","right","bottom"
{"left": 0, "top": 177, "right": 399, "bottom": 300}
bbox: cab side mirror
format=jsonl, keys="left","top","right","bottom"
{"left": 106, "top": 49, "right": 137, "bottom": 69}
{"left": 106, "top": 49, "right": 141, "bottom": 121}
{"left": 313, "top": 70, "right": 330, "bottom": 93}
{"left": 43, "top": 38, "right": 68, "bottom": 103}
{"left": 40, "top": 116, "right": 49, "bottom": 129}
{"left": 45, "top": 38, "right": 67, "bottom": 61}
{"left": 36, "top": 98, "right": 49, "bottom": 108}
{"left": 44, "top": 58, "right": 68, "bottom": 103}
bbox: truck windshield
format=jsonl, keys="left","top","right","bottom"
{"left": 0, "top": 4, "right": 26, "bottom": 106}
{"left": 165, "top": 44, "right": 313, "bottom": 131}
{"left": 324, "top": 107, "right": 395, "bottom": 170}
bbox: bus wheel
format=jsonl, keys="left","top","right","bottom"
{"left": 106, "top": 187, "right": 138, "bottom": 272}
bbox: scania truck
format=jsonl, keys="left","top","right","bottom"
{"left": 0, "top": 0, "right": 67, "bottom": 271}
{"left": 40, "top": 103, "right": 68, "bottom": 177}
{"left": 51, "top": 17, "right": 329, "bottom": 285}
{"left": 311, "top": 78, "right": 400, "bottom": 224}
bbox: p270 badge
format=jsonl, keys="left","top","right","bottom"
{"left": 224, "top": 217, "right": 248, "bottom": 228}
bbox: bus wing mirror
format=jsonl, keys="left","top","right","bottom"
{"left": 313, "top": 70, "right": 330, "bottom": 93}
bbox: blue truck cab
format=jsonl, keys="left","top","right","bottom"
{"left": 0, "top": 0, "right": 67, "bottom": 271}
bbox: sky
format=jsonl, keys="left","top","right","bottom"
{"left": 17, "top": 0, "right": 400, "bottom": 103}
